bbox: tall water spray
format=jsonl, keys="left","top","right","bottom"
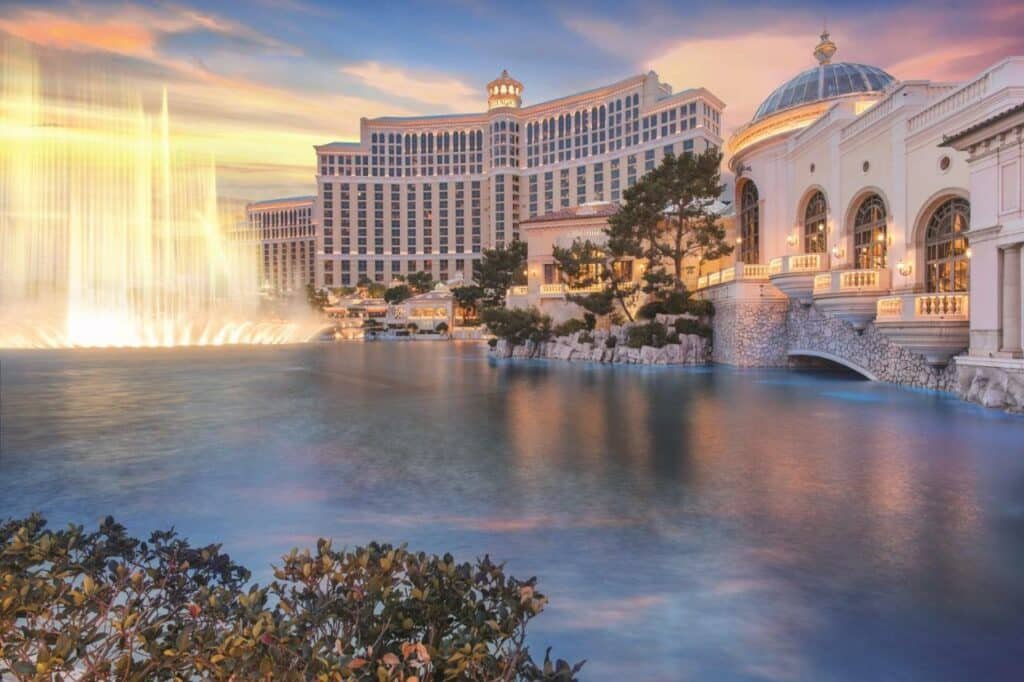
{"left": 0, "top": 42, "right": 320, "bottom": 348}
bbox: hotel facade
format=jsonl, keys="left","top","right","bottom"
{"left": 312, "top": 70, "right": 724, "bottom": 288}
{"left": 692, "top": 33, "right": 1024, "bottom": 410}
{"left": 243, "top": 196, "right": 317, "bottom": 294}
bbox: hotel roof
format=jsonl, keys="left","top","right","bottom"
{"left": 247, "top": 195, "right": 315, "bottom": 208}
{"left": 520, "top": 202, "right": 619, "bottom": 226}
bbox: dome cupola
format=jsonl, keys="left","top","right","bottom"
{"left": 751, "top": 32, "right": 894, "bottom": 122}
{"left": 487, "top": 69, "right": 523, "bottom": 110}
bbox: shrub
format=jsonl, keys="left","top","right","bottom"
{"left": 577, "top": 332, "right": 594, "bottom": 345}
{"left": 487, "top": 337, "right": 498, "bottom": 348}
{"left": 637, "top": 291, "right": 714, "bottom": 320}
{"left": 435, "top": 321, "right": 449, "bottom": 333}
{"left": 383, "top": 284, "right": 413, "bottom": 304}
{"left": 482, "top": 307, "right": 553, "bottom": 347}
{"left": 362, "top": 318, "right": 382, "bottom": 328}
{"left": 0, "top": 515, "right": 583, "bottom": 682}
{"left": 406, "top": 322, "right": 419, "bottom": 331}
{"left": 626, "top": 321, "right": 668, "bottom": 349}
{"left": 552, "top": 318, "right": 587, "bottom": 338}
{"left": 582, "top": 312, "right": 596, "bottom": 331}
{"left": 666, "top": 331, "right": 680, "bottom": 344}
{"left": 674, "top": 317, "right": 712, "bottom": 338}
{"left": 605, "top": 335, "right": 617, "bottom": 349}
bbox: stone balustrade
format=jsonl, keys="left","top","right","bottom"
{"left": 698, "top": 262, "right": 770, "bottom": 289}
{"left": 876, "top": 293, "right": 969, "bottom": 321}
{"left": 508, "top": 285, "right": 528, "bottom": 297}
{"left": 540, "top": 283, "right": 566, "bottom": 296}
{"left": 874, "top": 292, "right": 970, "bottom": 365}
{"left": 812, "top": 268, "right": 892, "bottom": 330}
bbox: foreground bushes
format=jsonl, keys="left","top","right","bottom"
{"left": 0, "top": 515, "right": 582, "bottom": 681}
{"left": 482, "top": 307, "right": 552, "bottom": 346}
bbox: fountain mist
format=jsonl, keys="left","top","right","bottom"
{"left": 0, "top": 42, "right": 321, "bottom": 348}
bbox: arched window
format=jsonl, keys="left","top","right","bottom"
{"left": 925, "top": 197, "right": 970, "bottom": 292}
{"left": 739, "top": 181, "right": 759, "bottom": 264}
{"left": 853, "top": 194, "right": 887, "bottom": 269}
{"left": 803, "top": 190, "right": 827, "bottom": 253}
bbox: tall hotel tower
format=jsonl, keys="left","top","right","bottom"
{"left": 314, "top": 70, "right": 724, "bottom": 288}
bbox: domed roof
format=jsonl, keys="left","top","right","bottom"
{"left": 752, "top": 32, "right": 894, "bottom": 122}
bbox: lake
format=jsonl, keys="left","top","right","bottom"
{"left": 2, "top": 343, "right": 1023, "bottom": 680}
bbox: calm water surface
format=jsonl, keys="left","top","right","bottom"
{"left": 2, "top": 343, "right": 1024, "bottom": 680}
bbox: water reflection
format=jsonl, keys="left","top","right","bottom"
{"left": 2, "top": 344, "right": 1024, "bottom": 680}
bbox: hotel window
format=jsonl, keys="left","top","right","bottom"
{"left": 853, "top": 194, "right": 887, "bottom": 269}
{"left": 925, "top": 198, "right": 970, "bottom": 292}
{"left": 576, "top": 166, "right": 586, "bottom": 204}
{"left": 803, "top": 191, "right": 828, "bottom": 254}
{"left": 644, "top": 149, "right": 655, "bottom": 172}
{"left": 560, "top": 169, "right": 570, "bottom": 208}
{"left": 739, "top": 181, "right": 760, "bottom": 264}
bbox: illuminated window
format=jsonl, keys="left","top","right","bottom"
{"left": 803, "top": 191, "right": 827, "bottom": 254}
{"left": 739, "top": 181, "right": 759, "bottom": 264}
{"left": 853, "top": 194, "right": 887, "bottom": 269}
{"left": 925, "top": 198, "right": 970, "bottom": 292}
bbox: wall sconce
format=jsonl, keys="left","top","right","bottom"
{"left": 831, "top": 245, "right": 845, "bottom": 260}
{"left": 735, "top": 236, "right": 743, "bottom": 245}
{"left": 896, "top": 260, "right": 912, "bottom": 277}
{"left": 965, "top": 247, "right": 973, "bottom": 259}
{"left": 786, "top": 233, "right": 798, "bottom": 247}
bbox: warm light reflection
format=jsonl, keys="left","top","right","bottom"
{"left": 0, "top": 41, "right": 321, "bottom": 348}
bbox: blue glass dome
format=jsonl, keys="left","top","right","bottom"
{"left": 752, "top": 34, "right": 894, "bottom": 122}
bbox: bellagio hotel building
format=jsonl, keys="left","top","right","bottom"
{"left": 313, "top": 70, "right": 724, "bottom": 288}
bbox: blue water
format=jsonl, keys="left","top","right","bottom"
{"left": 2, "top": 343, "right": 1023, "bottom": 681}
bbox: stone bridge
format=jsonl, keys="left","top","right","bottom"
{"left": 710, "top": 298, "right": 959, "bottom": 392}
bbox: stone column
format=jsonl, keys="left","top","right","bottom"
{"left": 1001, "top": 244, "right": 1023, "bottom": 355}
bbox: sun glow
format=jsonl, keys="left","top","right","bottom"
{"left": 0, "top": 41, "right": 321, "bottom": 349}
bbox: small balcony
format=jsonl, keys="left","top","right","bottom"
{"left": 505, "top": 285, "right": 529, "bottom": 308}
{"left": 696, "top": 262, "right": 770, "bottom": 290}
{"left": 874, "top": 293, "right": 969, "bottom": 365}
{"left": 812, "top": 268, "right": 891, "bottom": 330}
{"left": 539, "top": 282, "right": 605, "bottom": 298}
{"left": 767, "top": 253, "right": 829, "bottom": 305}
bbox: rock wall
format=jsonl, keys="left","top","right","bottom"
{"left": 785, "top": 304, "right": 959, "bottom": 392}
{"left": 708, "top": 299, "right": 959, "bottom": 392}
{"left": 491, "top": 326, "right": 710, "bottom": 366}
{"left": 957, "top": 363, "right": 1024, "bottom": 412}
{"left": 711, "top": 300, "right": 789, "bottom": 367}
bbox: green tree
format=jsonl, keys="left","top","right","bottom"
{"left": 551, "top": 240, "right": 639, "bottom": 322}
{"left": 611, "top": 149, "right": 731, "bottom": 295}
{"left": 305, "top": 283, "right": 329, "bottom": 312}
{"left": 0, "top": 514, "right": 583, "bottom": 681}
{"left": 474, "top": 240, "right": 527, "bottom": 307}
{"left": 451, "top": 284, "right": 484, "bottom": 321}
{"left": 481, "top": 307, "right": 552, "bottom": 346}
{"left": 384, "top": 284, "right": 413, "bottom": 304}
{"left": 406, "top": 271, "right": 434, "bottom": 294}
{"left": 357, "top": 275, "right": 387, "bottom": 299}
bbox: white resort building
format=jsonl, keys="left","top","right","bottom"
{"left": 313, "top": 70, "right": 724, "bottom": 288}
{"left": 693, "top": 32, "right": 1024, "bottom": 410}
{"left": 244, "top": 196, "right": 317, "bottom": 295}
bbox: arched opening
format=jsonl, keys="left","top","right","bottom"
{"left": 803, "top": 189, "right": 828, "bottom": 253}
{"left": 924, "top": 197, "right": 970, "bottom": 292}
{"left": 739, "top": 180, "right": 760, "bottom": 264}
{"left": 787, "top": 350, "right": 877, "bottom": 380}
{"left": 852, "top": 193, "right": 887, "bottom": 269}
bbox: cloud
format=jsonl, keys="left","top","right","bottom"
{"left": 0, "top": 3, "right": 299, "bottom": 59}
{"left": 340, "top": 61, "right": 480, "bottom": 112}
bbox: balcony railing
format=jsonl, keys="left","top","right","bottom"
{"left": 876, "top": 293, "right": 969, "bottom": 321}
{"left": 770, "top": 253, "right": 828, "bottom": 277}
{"left": 813, "top": 268, "right": 891, "bottom": 295}
{"left": 697, "top": 262, "right": 770, "bottom": 289}
{"left": 508, "top": 285, "right": 528, "bottom": 297}
{"left": 539, "top": 283, "right": 565, "bottom": 296}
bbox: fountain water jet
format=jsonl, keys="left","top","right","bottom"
{"left": 0, "top": 41, "right": 321, "bottom": 349}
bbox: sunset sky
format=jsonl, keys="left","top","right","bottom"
{"left": 2, "top": 0, "right": 1022, "bottom": 201}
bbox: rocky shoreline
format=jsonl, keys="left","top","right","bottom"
{"left": 490, "top": 315, "right": 712, "bottom": 365}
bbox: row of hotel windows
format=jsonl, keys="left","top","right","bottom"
{"left": 318, "top": 102, "right": 718, "bottom": 176}
{"left": 261, "top": 240, "right": 315, "bottom": 292}
{"left": 321, "top": 257, "right": 480, "bottom": 287}
{"left": 318, "top": 141, "right": 700, "bottom": 253}
{"left": 321, "top": 182, "right": 483, "bottom": 257}
{"left": 739, "top": 183, "right": 970, "bottom": 293}
{"left": 249, "top": 207, "right": 314, "bottom": 240}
